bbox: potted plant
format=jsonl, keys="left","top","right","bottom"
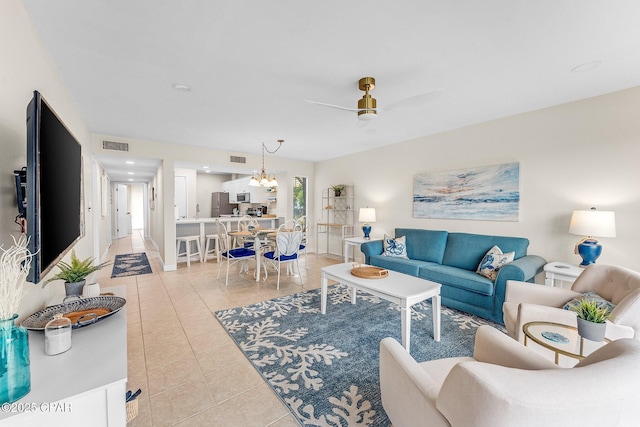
{"left": 331, "top": 185, "right": 345, "bottom": 197}
{"left": 43, "top": 250, "right": 110, "bottom": 296}
{"left": 571, "top": 298, "right": 609, "bottom": 342}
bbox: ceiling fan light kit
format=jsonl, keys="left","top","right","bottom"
{"left": 357, "top": 77, "right": 377, "bottom": 121}
{"left": 249, "top": 139, "right": 284, "bottom": 188}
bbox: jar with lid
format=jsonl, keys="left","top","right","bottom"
{"left": 44, "top": 313, "right": 72, "bottom": 355}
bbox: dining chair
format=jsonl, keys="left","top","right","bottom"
{"left": 235, "top": 216, "right": 260, "bottom": 249}
{"left": 215, "top": 219, "right": 256, "bottom": 286}
{"left": 295, "top": 216, "right": 308, "bottom": 269}
{"left": 261, "top": 222, "right": 304, "bottom": 289}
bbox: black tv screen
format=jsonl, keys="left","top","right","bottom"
{"left": 26, "top": 91, "right": 83, "bottom": 283}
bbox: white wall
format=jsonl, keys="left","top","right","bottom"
{"left": 0, "top": 1, "right": 98, "bottom": 318}
{"left": 315, "top": 87, "right": 640, "bottom": 272}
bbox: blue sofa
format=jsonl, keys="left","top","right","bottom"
{"left": 361, "top": 228, "right": 546, "bottom": 324}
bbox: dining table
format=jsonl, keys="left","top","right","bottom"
{"left": 228, "top": 228, "right": 278, "bottom": 282}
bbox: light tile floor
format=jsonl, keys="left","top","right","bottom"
{"left": 95, "top": 230, "right": 340, "bottom": 426}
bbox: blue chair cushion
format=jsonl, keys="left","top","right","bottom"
{"left": 223, "top": 248, "right": 255, "bottom": 258}
{"left": 264, "top": 251, "right": 298, "bottom": 261}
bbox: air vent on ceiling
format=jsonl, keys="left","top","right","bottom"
{"left": 229, "top": 155, "right": 246, "bottom": 164}
{"left": 102, "top": 140, "right": 129, "bottom": 151}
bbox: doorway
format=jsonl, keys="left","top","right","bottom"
{"left": 115, "top": 184, "right": 130, "bottom": 239}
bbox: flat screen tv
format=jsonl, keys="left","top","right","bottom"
{"left": 26, "top": 91, "right": 83, "bottom": 283}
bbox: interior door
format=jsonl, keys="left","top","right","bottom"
{"left": 116, "top": 184, "right": 129, "bottom": 239}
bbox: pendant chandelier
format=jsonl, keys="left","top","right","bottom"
{"left": 249, "top": 139, "right": 284, "bottom": 188}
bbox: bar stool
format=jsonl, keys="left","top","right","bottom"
{"left": 204, "top": 233, "right": 220, "bottom": 263}
{"left": 176, "top": 235, "right": 203, "bottom": 267}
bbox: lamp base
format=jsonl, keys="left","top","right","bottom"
{"left": 362, "top": 224, "right": 372, "bottom": 240}
{"left": 576, "top": 238, "right": 602, "bottom": 267}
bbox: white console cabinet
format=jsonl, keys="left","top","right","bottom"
{"left": 0, "top": 286, "right": 127, "bottom": 426}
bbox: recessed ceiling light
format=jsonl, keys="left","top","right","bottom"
{"left": 172, "top": 83, "right": 191, "bottom": 92}
{"left": 203, "top": 166, "right": 209, "bottom": 169}
{"left": 126, "top": 161, "right": 135, "bottom": 165}
{"left": 128, "top": 172, "right": 135, "bottom": 175}
{"left": 128, "top": 179, "right": 133, "bottom": 182}
{"left": 571, "top": 61, "right": 602, "bottom": 73}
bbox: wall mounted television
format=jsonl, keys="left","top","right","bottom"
{"left": 26, "top": 90, "right": 83, "bottom": 284}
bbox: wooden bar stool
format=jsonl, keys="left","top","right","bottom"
{"left": 204, "top": 234, "right": 220, "bottom": 263}
{"left": 176, "top": 235, "right": 203, "bottom": 267}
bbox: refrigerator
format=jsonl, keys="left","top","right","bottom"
{"left": 211, "top": 192, "right": 235, "bottom": 217}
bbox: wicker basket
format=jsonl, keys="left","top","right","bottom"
{"left": 126, "top": 399, "right": 139, "bottom": 423}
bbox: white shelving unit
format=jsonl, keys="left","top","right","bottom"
{"left": 316, "top": 185, "right": 354, "bottom": 258}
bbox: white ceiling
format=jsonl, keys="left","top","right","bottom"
{"left": 23, "top": 1, "right": 640, "bottom": 181}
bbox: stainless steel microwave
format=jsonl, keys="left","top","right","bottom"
{"left": 237, "top": 192, "right": 250, "bottom": 203}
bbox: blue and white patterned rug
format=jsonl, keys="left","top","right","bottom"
{"left": 110, "top": 252, "right": 152, "bottom": 278}
{"left": 215, "top": 285, "right": 503, "bottom": 426}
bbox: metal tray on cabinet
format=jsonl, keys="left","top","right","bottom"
{"left": 21, "top": 295, "right": 126, "bottom": 330}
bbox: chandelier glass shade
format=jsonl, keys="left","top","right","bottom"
{"left": 249, "top": 140, "right": 283, "bottom": 188}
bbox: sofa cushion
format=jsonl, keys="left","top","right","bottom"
{"left": 419, "top": 265, "right": 495, "bottom": 296}
{"left": 476, "top": 245, "right": 515, "bottom": 281}
{"left": 395, "top": 228, "right": 448, "bottom": 264}
{"left": 383, "top": 234, "right": 408, "bottom": 258}
{"left": 369, "top": 255, "right": 438, "bottom": 277}
{"left": 442, "top": 233, "right": 529, "bottom": 271}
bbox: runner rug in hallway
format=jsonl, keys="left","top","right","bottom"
{"left": 215, "top": 284, "right": 504, "bottom": 426}
{"left": 111, "top": 253, "right": 152, "bottom": 278}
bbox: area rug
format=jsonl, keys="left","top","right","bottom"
{"left": 215, "top": 284, "right": 504, "bottom": 426}
{"left": 110, "top": 253, "right": 152, "bottom": 278}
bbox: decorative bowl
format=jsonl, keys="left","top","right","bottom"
{"left": 21, "top": 295, "right": 126, "bottom": 330}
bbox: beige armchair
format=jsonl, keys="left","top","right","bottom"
{"left": 380, "top": 325, "right": 640, "bottom": 427}
{"left": 503, "top": 264, "right": 640, "bottom": 343}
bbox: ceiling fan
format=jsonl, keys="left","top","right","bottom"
{"left": 305, "top": 77, "right": 444, "bottom": 121}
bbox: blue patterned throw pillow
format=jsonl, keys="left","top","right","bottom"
{"left": 476, "top": 245, "right": 514, "bottom": 281}
{"left": 383, "top": 234, "right": 408, "bottom": 258}
{"left": 563, "top": 291, "right": 616, "bottom": 314}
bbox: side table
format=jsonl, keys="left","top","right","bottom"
{"left": 523, "top": 321, "right": 610, "bottom": 365}
{"left": 544, "top": 262, "right": 583, "bottom": 287}
{"left": 343, "top": 236, "right": 382, "bottom": 263}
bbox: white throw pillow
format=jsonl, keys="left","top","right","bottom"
{"left": 383, "top": 234, "right": 408, "bottom": 258}
{"left": 476, "top": 245, "right": 514, "bottom": 281}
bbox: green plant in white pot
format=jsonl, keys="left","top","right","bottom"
{"left": 43, "top": 250, "right": 110, "bottom": 296}
{"left": 571, "top": 298, "right": 609, "bottom": 342}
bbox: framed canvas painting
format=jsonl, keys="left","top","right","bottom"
{"left": 413, "top": 162, "right": 520, "bottom": 221}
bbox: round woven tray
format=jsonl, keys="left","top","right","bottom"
{"left": 351, "top": 266, "right": 389, "bottom": 279}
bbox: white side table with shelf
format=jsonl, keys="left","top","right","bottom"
{"left": 544, "top": 262, "right": 583, "bottom": 288}
{"left": 343, "top": 236, "right": 382, "bottom": 263}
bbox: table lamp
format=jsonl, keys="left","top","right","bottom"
{"left": 568, "top": 207, "right": 616, "bottom": 267}
{"left": 359, "top": 207, "right": 376, "bottom": 240}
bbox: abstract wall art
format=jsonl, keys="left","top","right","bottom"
{"left": 413, "top": 162, "right": 520, "bottom": 221}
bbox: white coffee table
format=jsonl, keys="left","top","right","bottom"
{"left": 321, "top": 262, "right": 441, "bottom": 353}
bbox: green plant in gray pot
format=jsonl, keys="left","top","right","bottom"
{"left": 43, "top": 250, "right": 110, "bottom": 296}
{"left": 571, "top": 298, "right": 609, "bottom": 342}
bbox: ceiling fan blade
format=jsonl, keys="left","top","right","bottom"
{"left": 304, "top": 99, "right": 359, "bottom": 112}
{"left": 384, "top": 89, "right": 445, "bottom": 111}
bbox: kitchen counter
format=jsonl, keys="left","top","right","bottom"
{"left": 176, "top": 216, "right": 284, "bottom": 243}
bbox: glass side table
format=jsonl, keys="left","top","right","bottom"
{"left": 523, "top": 321, "right": 610, "bottom": 365}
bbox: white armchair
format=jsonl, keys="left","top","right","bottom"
{"left": 503, "top": 264, "right": 640, "bottom": 343}
{"left": 380, "top": 325, "right": 640, "bottom": 427}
